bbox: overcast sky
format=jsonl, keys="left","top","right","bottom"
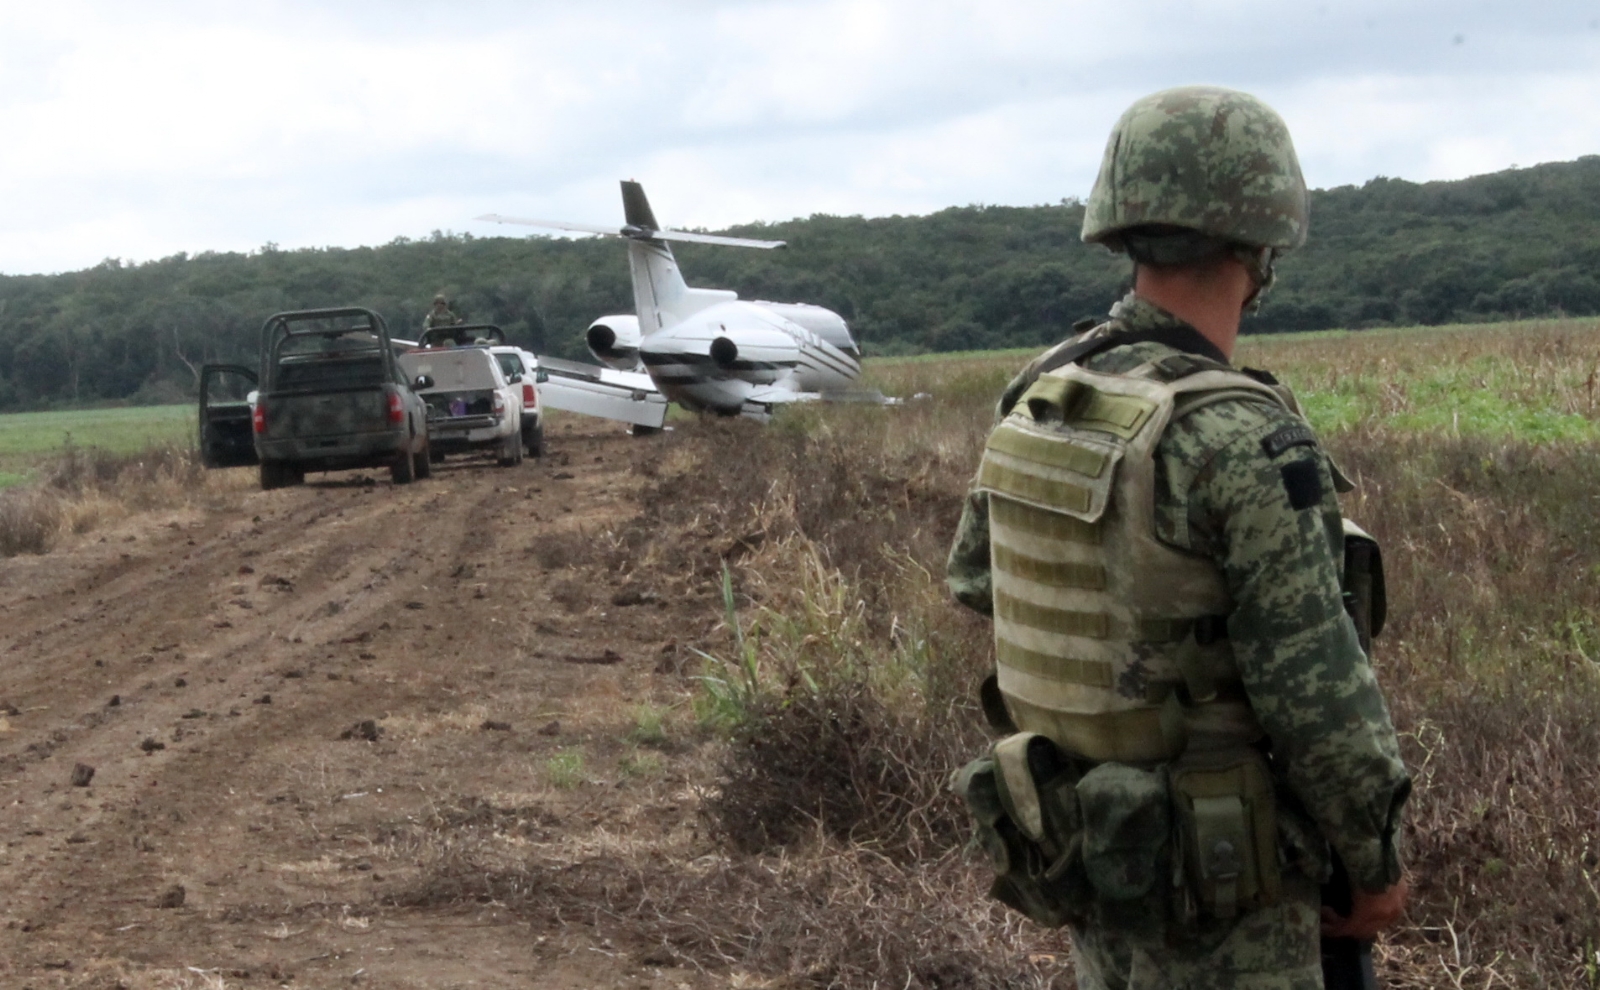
{"left": 1, "top": 0, "right": 1596, "bottom": 275}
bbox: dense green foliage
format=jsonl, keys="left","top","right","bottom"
{"left": 2, "top": 156, "right": 1597, "bottom": 410}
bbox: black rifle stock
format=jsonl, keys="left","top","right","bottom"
{"left": 1321, "top": 849, "right": 1378, "bottom": 990}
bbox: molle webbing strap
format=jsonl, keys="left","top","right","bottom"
{"left": 993, "top": 544, "right": 1106, "bottom": 590}
{"left": 996, "top": 591, "right": 1110, "bottom": 639}
{"left": 997, "top": 639, "right": 1114, "bottom": 688}
{"left": 979, "top": 462, "right": 1094, "bottom": 513}
{"left": 990, "top": 496, "right": 1101, "bottom": 545}
{"left": 988, "top": 425, "right": 1111, "bottom": 478}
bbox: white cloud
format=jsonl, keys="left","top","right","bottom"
{"left": 0, "top": 0, "right": 1596, "bottom": 273}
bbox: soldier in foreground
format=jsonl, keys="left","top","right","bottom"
{"left": 424, "top": 293, "right": 461, "bottom": 331}
{"left": 947, "top": 86, "right": 1411, "bottom": 988}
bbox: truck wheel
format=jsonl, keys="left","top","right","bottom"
{"left": 259, "top": 460, "right": 285, "bottom": 490}
{"left": 391, "top": 446, "right": 416, "bottom": 484}
{"left": 286, "top": 464, "right": 305, "bottom": 486}
{"left": 525, "top": 422, "right": 544, "bottom": 458}
{"left": 495, "top": 432, "right": 519, "bottom": 468}
{"left": 415, "top": 439, "right": 433, "bottom": 479}
{"left": 630, "top": 423, "right": 663, "bottom": 437}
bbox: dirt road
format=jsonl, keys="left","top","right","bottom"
{"left": 0, "top": 424, "right": 724, "bottom": 990}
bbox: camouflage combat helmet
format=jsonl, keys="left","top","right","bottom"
{"left": 433, "top": 293, "right": 448, "bottom": 304}
{"left": 1082, "top": 86, "right": 1308, "bottom": 256}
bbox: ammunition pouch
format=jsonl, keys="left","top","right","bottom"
{"left": 1170, "top": 749, "right": 1280, "bottom": 922}
{"left": 1341, "top": 520, "right": 1386, "bottom": 655}
{"left": 952, "top": 733, "right": 1090, "bottom": 928}
{"left": 958, "top": 733, "right": 1284, "bottom": 935}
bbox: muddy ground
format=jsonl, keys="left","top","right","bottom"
{"left": 0, "top": 423, "right": 740, "bottom": 990}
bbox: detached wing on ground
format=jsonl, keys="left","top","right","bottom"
{"left": 537, "top": 357, "right": 670, "bottom": 430}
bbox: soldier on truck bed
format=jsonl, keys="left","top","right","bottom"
{"left": 424, "top": 293, "right": 462, "bottom": 332}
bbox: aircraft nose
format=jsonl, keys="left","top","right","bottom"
{"left": 709, "top": 336, "right": 739, "bottom": 367}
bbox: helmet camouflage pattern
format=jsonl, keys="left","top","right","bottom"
{"left": 1082, "top": 86, "right": 1308, "bottom": 253}
{"left": 433, "top": 293, "right": 448, "bottom": 304}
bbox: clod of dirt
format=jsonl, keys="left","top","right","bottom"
{"left": 281, "top": 669, "right": 304, "bottom": 679}
{"left": 66, "top": 833, "right": 89, "bottom": 845}
{"left": 173, "top": 678, "right": 186, "bottom": 688}
{"left": 154, "top": 884, "right": 185, "bottom": 909}
{"left": 404, "top": 601, "right": 426, "bottom": 610}
{"left": 0, "top": 702, "right": 20, "bottom": 716}
{"left": 238, "top": 564, "right": 255, "bottom": 575}
{"left": 253, "top": 694, "right": 272, "bottom": 705}
{"left": 564, "top": 649, "right": 625, "bottom": 666}
{"left": 107, "top": 695, "right": 120, "bottom": 707}
{"left": 638, "top": 948, "right": 677, "bottom": 968}
{"left": 180, "top": 709, "right": 206, "bottom": 720}
{"left": 69, "top": 763, "right": 95, "bottom": 787}
{"left": 611, "top": 588, "right": 659, "bottom": 607}
{"left": 340, "top": 720, "right": 382, "bottom": 742}
{"left": 538, "top": 720, "right": 561, "bottom": 736}
{"left": 480, "top": 720, "right": 512, "bottom": 732}
{"left": 552, "top": 472, "right": 575, "bottom": 480}
{"left": 358, "top": 652, "right": 376, "bottom": 660}
{"left": 259, "top": 575, "right": 293, "bottom": 592}
{"left": 140, "top": 737, "right": 166, "bottom": 753}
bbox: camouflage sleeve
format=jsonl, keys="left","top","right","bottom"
{"left": 1165, "top": 401, "right": 1410, "bottom": 893}
{"left": 945, "top": 488, "right": 993, "bottom": 615}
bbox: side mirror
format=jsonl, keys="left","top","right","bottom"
{"left": 507, "top": 372, "right": 522, "bottom": 384}
{"left": 413, "top": 374, "right": 434, "bottom": 390}
{"left": 535, "top": 368, "right": 549, "bottom": 384}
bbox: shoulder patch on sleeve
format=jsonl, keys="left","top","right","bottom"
{"left": 1279, "top": 459, "right": 1323, "bottom": 511}
{"left": 1261, "top": 423, "right": 1317, "bottom": 459}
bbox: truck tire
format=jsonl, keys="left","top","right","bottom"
{"left": 495, "top": 431, "right": 520, "bottom": 468}
{"left": 391, "top": 446, "right": 416, "bottom": 484}
{"left": 259, "top": 460, "right": 285, "bottom": 490}
{"left": 415, "top": 438, "right": 432, "bottom": 479}
{"left": 630, "top": 423, "right": 663, "bottom": 437}
{"left": 524, "top": 421, "right": 544, "bottom": 458}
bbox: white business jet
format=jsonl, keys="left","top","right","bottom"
{"left": 479, "top": 181, "right": 870, "bottom": 419}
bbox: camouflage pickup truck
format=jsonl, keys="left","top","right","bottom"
{"left": 199, "top": 307, "right": 433, "bottom": 490}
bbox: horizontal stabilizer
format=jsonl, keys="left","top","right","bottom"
{"left": 536, "top": 358, "right": 669, "bottom": 429}
{"left": 476, "top": 214, "right": 785, "bottom": 250}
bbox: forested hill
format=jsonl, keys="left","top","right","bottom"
{"left": 2, "top": 155, "right": 1598, "bottom": 410}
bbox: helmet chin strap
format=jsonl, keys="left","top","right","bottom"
{"left": 1234, "top": 245, "right": 1277, "bottom": 314}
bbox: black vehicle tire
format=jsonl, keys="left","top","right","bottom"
{"left": 259, "top": 460, "right": 286, "bottom": 490}
{"left": 415, "top": 439, "right": 432, "bottom": 479}
{"left": 524, "top": 421, "right": 544, "bottom": 458}
{"left": 495, "top": 431, "right": 519, "bottom": 468}
{"left": 630, "top": 423, "right": 663, "bottom": 437}
{"left": 286, "top": 464, "right": 305, "bottom": 486}
{"left": 391, "top": 446, "right": 416, "bottom": 484}
{"left": 429, "top": 446, "right": 446, "bottom": 464}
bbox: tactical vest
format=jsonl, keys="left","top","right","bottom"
{"left": 976, "top": 357, "right": 1296, "bottom": 765}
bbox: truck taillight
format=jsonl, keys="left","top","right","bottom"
{"left": 493, "top": 392, "right": 506, "bottom": 416}
{"left": 252, "top": 403, "right": 266, "bottom": 434}
{"left": 522, "top": 383, "right": 537, "bottom": 407}
{"left": 387, "top": 392, "right": 405, "bottom": 424}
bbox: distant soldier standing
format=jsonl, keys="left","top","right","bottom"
{"left": 424, "top": 293, "right": 461, "bottom": 332}
{"left": 947, "top": 86, "right": 1410, "bottom": 988}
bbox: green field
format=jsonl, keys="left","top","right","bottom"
{"left": 0, "top": 405, "right": 194, "bottom": 488}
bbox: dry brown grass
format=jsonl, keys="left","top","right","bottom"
{"left": 0, "top": 442, "right": 238, "bottom": 557}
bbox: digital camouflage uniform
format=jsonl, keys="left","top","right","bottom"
{"left": 424, "top": 304, "right": 460, "bottom": 331}
{"left": 947, "top": 87, "right": 1409, "bottom": 990}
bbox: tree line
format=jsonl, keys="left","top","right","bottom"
{"left": 1, "top": 155, "right": 1597, "bottom": 410}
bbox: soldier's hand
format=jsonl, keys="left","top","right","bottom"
{"left": 1320, "top": 879, "right": 1408, "bottom": 938}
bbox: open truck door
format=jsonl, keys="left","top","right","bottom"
{"left": 199, "top": 364, "right": 259, "bottom": 468}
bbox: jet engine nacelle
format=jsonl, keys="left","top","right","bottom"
{"left": 586, "top": 315, "right": 643, "bottom": 371}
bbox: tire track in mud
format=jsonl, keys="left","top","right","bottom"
{"left": 0, "top": 430, "right": 709, "bottom": 989}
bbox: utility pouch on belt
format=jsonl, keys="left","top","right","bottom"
{"left": 1075, "top": 762, "right": 1172, "bottom": 932}
{"left": 1170, "top": 750, "right": 1280, "bottom": 921}
{"left": 952, "top": 733, "right": 1089, "bottom": 927}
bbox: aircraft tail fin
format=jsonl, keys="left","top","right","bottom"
{"left": 621, "top": 180, "right": 660, "bottom": 231}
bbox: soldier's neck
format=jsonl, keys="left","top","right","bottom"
{"left": 1132, "top": 259, "right": 1256, "bottom": 361}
